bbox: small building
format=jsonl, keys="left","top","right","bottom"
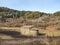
{"left": 20, "top": 25, "right": 37, "bottom": 36}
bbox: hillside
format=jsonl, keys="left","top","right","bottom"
{"left": 0, "top": 7, "right": 60, "bottom": 37}
{"left": 0, "top": 7, "right": 60, "bottom": 29}
{"left": 0, "top": 7, "right": 60, "bottom": 45}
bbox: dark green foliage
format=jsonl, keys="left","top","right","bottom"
{"left": 0, "top": 7, "right": 21, "bottom": 18}
{"left": 24, "top": 11, "right": 41, "bottom": 19}
{"left": 54, "top": 11, "right": 60, "bottom": 16}
{"left": 0, "top": 7, "right": 51, "bottom": 18}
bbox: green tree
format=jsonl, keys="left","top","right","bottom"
{"left": 25, "top": 11, "right": 41, "bottom": 19}
{"left": 54, "top": 11, "right": 60, "bottom": 16}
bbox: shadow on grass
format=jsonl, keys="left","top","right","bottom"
{"left": 0, "top": 30, "right": 36, "bottom": 38}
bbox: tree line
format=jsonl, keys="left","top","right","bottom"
{"left": 0, "top": 7, "right": 60, "bottom": 19}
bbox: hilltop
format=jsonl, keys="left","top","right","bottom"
{"left": 0, "top": 7, "right": 50, "bottom": 18}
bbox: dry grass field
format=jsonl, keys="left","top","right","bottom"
{"left": 0, "top": 26, "right": 60, "bottom": 37}
{"left": 0, "top": 37, "right": 60, "bottom": 45}
{"left": 0, "top": 16, "right": 60, "bottom": 45}
{"left": 0, "top": 26, "right": 60, "bottom": 45}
